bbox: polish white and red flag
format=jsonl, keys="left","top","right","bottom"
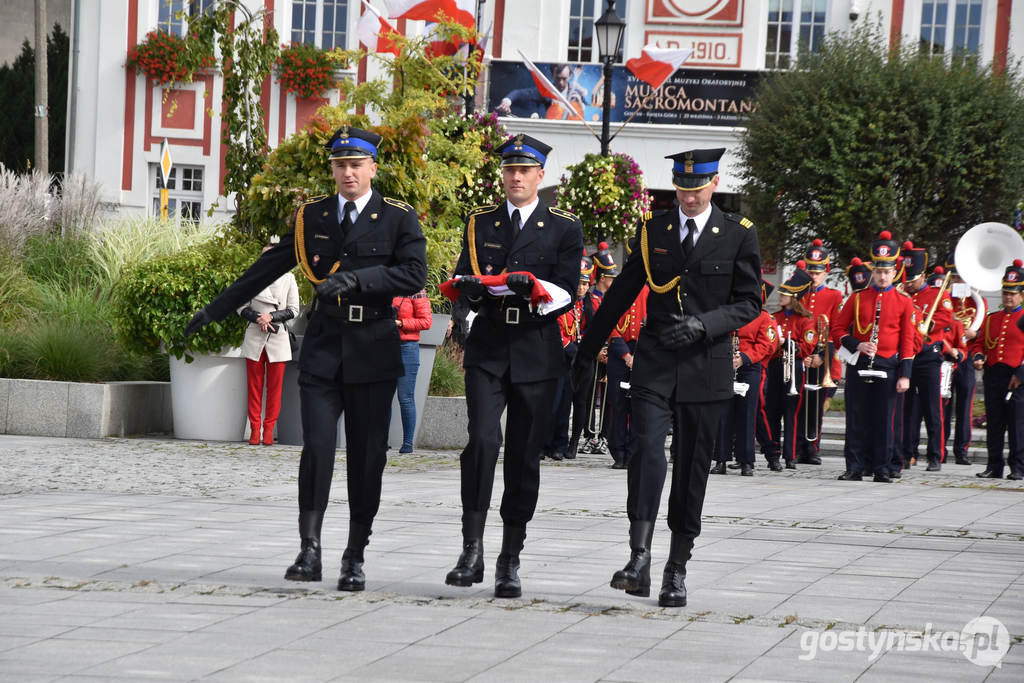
{"left": 386, "top": 0, "right": 474, "bottom": 28}
{"left": 516, "top": 49, "right": 584, "bottom": 121}
{"left": 625, "top": 45, "right": 693, "bottom": 90}
{"left": 358, "top": 1, "right": 400, "bottom": 56}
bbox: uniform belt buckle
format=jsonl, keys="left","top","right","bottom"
{"left": 348, "top": 305, "right": 364, "bottom": 322}
{"left": 505, "top": 307, "right": 520, "bottom": 325}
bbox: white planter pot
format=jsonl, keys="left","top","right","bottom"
{"left": 169, "top": 349, "right": 247, "bottom": 441}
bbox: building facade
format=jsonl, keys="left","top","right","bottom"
{"left": 68, "top": 0, "right": 1024, "bottom": 222}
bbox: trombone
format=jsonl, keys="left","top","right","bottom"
{"left": 803, "top": 315, "right": 835, "bottom": 441}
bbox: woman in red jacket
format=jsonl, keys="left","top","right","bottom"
{"left": 392, "top": 290, "right": 433, "bottom": 453}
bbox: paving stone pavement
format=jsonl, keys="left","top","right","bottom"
{"left": 1, "top": 434, "right": 1023, "bottom": 682}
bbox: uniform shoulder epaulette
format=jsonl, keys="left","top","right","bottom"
{"left": 299, "top": 194, "right": 329, "bottom": 208}
{"left": 724, "top": 212, "right": 755, "bottom": 229}
{"left": 548, "top": 206, "right": 578, "bottom": 220}
{"left": 383, "top": 197, "right": 412, "bottom": 212}
{"left": 468, "top": 204, "right": 498, "bottom": 217}
{"left": 643, "top": 210, "right": 653, "bottom": 221}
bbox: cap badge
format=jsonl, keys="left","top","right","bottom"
{"left": 1009, "top": 272, "right": 1019, "bottom": 281}
{"left": 878, "top": 246, "right": 890, "bottom": 256}
{"left": 339, "top": 125, "right": 349, "bottom": 140}
{"left": 811, "top": 249, "right": 822, "bottom": 260}
{"left": 684, "top": 152, "right": 694, "bottom": 174}
{"left": 513, "top": 133, "right": 524, "bottom": 151}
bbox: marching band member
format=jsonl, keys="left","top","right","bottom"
{"left": 944, "top": 254, "right": 985, "bottom": 465}
{"left": 714, "top": 280, "right": 779, "bottom": 475}
{"left": 832, "top": 232, "right": 916, "bottom": 482}
{"left": 797, "top": 238, "right": 844, "bottom": 465}
{"left": 607, "top": 285, "right": 649, "bottom": 469}
{"left": 899, "top": 242, "right": 954, "bottom": 474}
{"left": 544, "top": 254, "right": 595, "bottom": 461}
{"left": 573, "top": 244, "right": 618, "bottom": 456}
{"left": 971, "top": 260, "right": 1024, "bottom": 479}
{"left": 761, "top": 263, "right": 818, "bottom": 470}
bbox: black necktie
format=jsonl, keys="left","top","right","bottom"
{"left": 511, "top": 209, "right": 522, "bottom": 231}
{"left": 682, "top": 218, "right": 696, "bottom": 257}
{"left": 340, "top": 201, "right": 356, "bottom": 235}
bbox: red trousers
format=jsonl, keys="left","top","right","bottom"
{"left": 246, "top": 349, "right": 285, "bottom": 443}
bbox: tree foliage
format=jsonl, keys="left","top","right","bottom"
{"left": 243, "top": 24, "right": 496, "bottom": 309}
{"left": 739, "top": 24, "right": 1024, "bottom": 266}
{"left": 0, "top": 24, "right": 69, "bottom": 173}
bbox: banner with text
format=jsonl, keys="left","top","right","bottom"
{"left": 487, "top": 60, "right": 760, "bottom": 127}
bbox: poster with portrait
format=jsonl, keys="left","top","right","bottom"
{"left": 487, "top": 60, "right": 760, "bottom": 127}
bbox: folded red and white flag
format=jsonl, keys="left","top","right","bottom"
{"left": 440, "top": 273, "right": 571, "bottom": 314}
{"left": 625, "top": 45, "right": 693, "bottom": 90}
{"left": 358, "top": 1, "right": 400, "bottom": 56}
{"left": 517, "top": 49, "right": 584, "bottom": 121}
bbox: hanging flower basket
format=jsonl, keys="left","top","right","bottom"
{"left": 276, "top": 43, "right": 337, "bottom": 98}
{"left": 127, "top": 30, "right": 214, "bottom": 85}
{"left": 553, "top": 152, "right": 652, "bottom": 246}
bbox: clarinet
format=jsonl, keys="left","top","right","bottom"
{"left": 862, "top": 293, "right": 883, "bottom": 383}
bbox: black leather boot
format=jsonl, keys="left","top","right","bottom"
{"left": 494, "top": 524, "right": 526, "bottom": 598}
{"left": 337, "top": 521, "right": 372, "bottom": 591}
{"left": 445, "top": 511, "right": 487, "bottom": 586}
{"left": 284, "top": 510, "right": 323, "bottom": 581}
{"left": 925, "top": 457, "right": 941, "bottom": 472}
{"left": 610, "top": 521, "right": 654, "bottom": 597}
{"left": 658, "top": 534, "right": 694, "bottom": 607}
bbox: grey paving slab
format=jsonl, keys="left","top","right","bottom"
{"left": 2, "top": 434, "right": 1024, "bottom": 681}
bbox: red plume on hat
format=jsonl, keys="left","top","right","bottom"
{"left": 903, "top": 240, "right": 914, "bottom": 250}
{"left": 934, "top": 266, "right": 945, "bottom": 274}
{"left": 812, "top": 238, "right": 823, "bottom": 247}
{"left": 879, "top": 230, "right": 892, "bottom": 240}
{"left": 796, "top": 260, "right": 806, "bottom": 269}
{"left": 850, "top": 257, "right": 863, "bottom": 266}
{"left": 1016, "top": 259, "right": 1024, "bottom": 267}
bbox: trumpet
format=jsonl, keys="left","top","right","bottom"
{"left": 803, "top": 316, "right": 834, "bottom": 440}
{"left": 782, "top": 331, "right": 799, "bottom": 396}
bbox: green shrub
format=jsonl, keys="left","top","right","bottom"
{"left": 18, "top": 318, "right": 115, "bottom": 382}
{"left": 428, "top": 340, "right": 465, "bottom": 396}
{"left": 88, "top": 215, "right": 214, "bottom": 288}
{"left": 0, "top": 261, "right": 34, "bottom": 325}
{"left": 22, "top": 233, "right": 103, "bottom": 288}
{"left": 112, "top": 238, "right": 261, "bottom": 360}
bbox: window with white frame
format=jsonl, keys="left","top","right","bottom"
{"left": 920, "top": 0, "right": 983, "bottom": 58}
{"left": 765, "top": 0, "right": 827, "bottom": 69}
{"left": 568, "top": 0, "right": 628, "bottom": 63}
{"left": 157, "top": 0, "right": 215, "bottom": 37}
{"left": 291, "top": 0, "right": 351, "bottom": 49}
{"left": 151, "top": 164, "right": 205, "bottom": 223}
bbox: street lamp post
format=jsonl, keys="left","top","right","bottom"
{"left": 594, "top": 0, "right": 626, "bottom": 156}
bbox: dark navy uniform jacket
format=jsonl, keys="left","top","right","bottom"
{"left": 204, "top": 190, "right": 427, "bottom": 383}
{"left": 579, "top": 203, "right": 761, "bottom": 402}
{"left": 454, "top": 201, "right": 584, "bottom": 384}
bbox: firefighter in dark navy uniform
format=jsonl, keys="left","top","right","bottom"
{"left": 573, "top": 148, "right": 761, "bottom": 607}
{"left": 184, "top": 126, "right": 427, "bottom": 591}
{"left": 444, "top": 134, "right": 584, "bottom": 598}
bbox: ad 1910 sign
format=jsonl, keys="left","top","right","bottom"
{"left": 487, "top": 60, "right": 759, "bottom": 127}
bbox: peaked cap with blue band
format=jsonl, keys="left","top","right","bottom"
{"left": 666, "top": 147, "right": 726, "bottom": 191}
{"left": 497, "top": 133, "right": 551, "bottom": 167}
{"left": 778, "top": 262, "right": 813, "bottom": 298}
{"left": 326, "top": 125, "right": 381, "bottom": 160}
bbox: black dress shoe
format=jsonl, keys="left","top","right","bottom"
{"left": 740, "top": 463, "right": 754, "bottom": 476}
{"left": 890, "top": 470, "right": 902, "bottom": 479}
{"left": 1008, "top": 472, "right": 1023, "bottom": 480}
{"left": 797, "top": 456, "right": 822, "bottom": 465}
{"left": 925, "top": 460, "right": 941, "bottom": 472}
{"left": 873, "top": 473, "right": 893, "bottom": 483}
{"left": 785, "top": 461, "right": 797, "bottom": 470}
{"left": 727, "top": 462, "right": 741, "bottom": 469}
{"left": 610, "top": 459, "right": 628, "bottom": 470}
{"left": 337, "top": 548, "right": 365, "bottom": 591}
{"left": 976, "top": 468, "right": 1003, "bottom": 479}
{"left": 954, "top": 455, "right": 972, "bottom": 465}
{"left": 837, "top": 471, "right": 862, "bottom": 481}
{"left": 561, "top": 449, "right": 575, "bottom": 460}
{"left": 710, "top": 461, "right": 727, "bottom": 475}
{"left": 768, "top": 459, "right": 783, "bottom": 472}
{"left": 548, "top": 451, "right": 564, "bottom": 462}
{"left": 539, "top": 449, "right": 551, "bottom": 460}
{"left": 284, "top": 539, "right": 322, "bottom": 582}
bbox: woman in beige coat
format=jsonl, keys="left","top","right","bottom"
{"left": 238, "top": 245, "right": 300, "bottom": 444}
